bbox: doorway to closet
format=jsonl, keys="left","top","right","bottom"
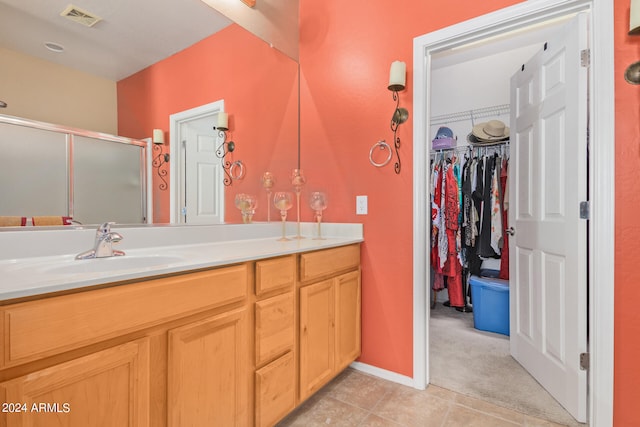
{"left": 427, "top": 15, "right": 583, "bottom": 426}
{"left": 412, "top": 1, "right": 615, "bottom": 426}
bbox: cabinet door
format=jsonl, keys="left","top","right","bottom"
{"left": 335, "top": 270, "right": 361, "bottom": 372}
{"left": 0, "top": 338, "right": 150, "bottom": 427}
{"left": 299, "top": 279, "right": 335, "bottom": 401}
{"left": 168, "top": 308, "right": 249, "bottom": 426}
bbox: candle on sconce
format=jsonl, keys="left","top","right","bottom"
{"left": 388, "top": 61, "right": 406, "bottom": 90}
{"left": 152, "top": 129, "right": 164, "bottom": 144}
{"left": 217, "top": 112, "right": 228, "bottom": 130}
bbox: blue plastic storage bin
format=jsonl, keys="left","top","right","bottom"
{"left": 469, "top": 276, "right": 510, "bottom": 336}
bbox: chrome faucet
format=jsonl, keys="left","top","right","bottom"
{"left": 75, "top": 222, "right": 125, "bottom": 260}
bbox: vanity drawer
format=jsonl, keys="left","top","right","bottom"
{"left": 255, "top": 255, "right": 295, "bottom": 296}
{"left": 255, "top": 292, "right": 294, "bottom": 366}
{"left": 255, "top": 351, "right": 296, "bottom": 427}
{"left": 299, "top": 245, "right": 360, "bottom": 283}
{"left": 1, "top": 264, "right": 249, "bottom": 367}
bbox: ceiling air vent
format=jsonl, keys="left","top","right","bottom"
{"left": 60, "top": 4, "right": 102, "bottom": 27}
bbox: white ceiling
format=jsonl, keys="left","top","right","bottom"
{"left": 431, "top": 14, "right": 574, "bottom": 69}
{"left": 0, "top": 0, "right": 232, "bottom": 81}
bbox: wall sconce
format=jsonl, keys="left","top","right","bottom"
{"left": 627, "top": 0, "right": 640, "bottom": 84}
{"left": 152, "top": 128, "right": 169, "bottom": 191}
{"left": 214, "top": 112, "right": 245, "bottom": 186}
{"left": 388, "top": 60, "right": 409, "bottom": 174}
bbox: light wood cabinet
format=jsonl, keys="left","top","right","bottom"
{"left": 298, "top": 246, "right": 361, "bottom": 402}
{"left": 1, "top": 265, "right": 248, "bottom": 368}
{"left": 299, "top": 279, "right": 336, "bottom": 400}
{"left": 0, "top": 338, "right": 150, "bottom": 427}
{"left": 0, "top": 244, "right": 360, "bottom": 427}
{"left": 254, "top": 255, "right": 296, "bottom": 427}
{"left": 168, "top": 308, "right": 249, "bottom": 426}
{"left": 335, "top": 270, "right": 361, "bottom": 372}
{"left": 0, "top": 263, "right": 250, "bottom": 427}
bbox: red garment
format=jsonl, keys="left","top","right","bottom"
{"left": 431, "top": 164, "right": 443, "bottom": 273}
{"left": 443, "top": 166, "right": 464, "bottom": 307}
{"left": 499, "top": 159, "right": 510, "bottom": 280}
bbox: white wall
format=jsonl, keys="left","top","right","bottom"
{"left": 428, "top": 42, "right": 542, "bottom": 147}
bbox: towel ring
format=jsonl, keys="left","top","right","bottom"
{"left": 229, "top": 160, "right": 246, "bottom": 180}
{"left": 369, "top": 140, "right": 392, "bottom": 167}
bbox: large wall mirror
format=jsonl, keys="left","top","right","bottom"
{"left": 0, "top": 0, "right": 299, "bottom": 229}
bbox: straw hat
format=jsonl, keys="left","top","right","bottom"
{"left": 471, "top": 120, "right": 510, "bottom": 142}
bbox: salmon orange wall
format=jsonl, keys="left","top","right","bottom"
{"left": 300, "top": 0, "right": 639, "bottom": 423}
{"left": 117, "top": 24, "right": 299, "bottom": 224}
{"left": 299, "top": 0, "right": 520, "bottom": 377}
{"left": 613, "top": 0, "right": 640, "bottom": 424}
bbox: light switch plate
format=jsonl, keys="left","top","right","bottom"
{"left": 356, "top": 195, "right": 368, "bottom": 215}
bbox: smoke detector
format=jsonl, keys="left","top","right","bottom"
{"left": 60, "top": 4, "right": 102, "bottom": 27}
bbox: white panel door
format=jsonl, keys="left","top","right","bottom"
{"left": 183, "top": 116, "right": 224, "bottom": 224}
{"left": 509, "top": 13, "right": 588, "bottom": 422}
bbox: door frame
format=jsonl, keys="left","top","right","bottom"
{"left": 169, "top": 100, "right": 226, "bottom": 224}
{"left": 412, "top": 0, "right": 614, "bottom": 425}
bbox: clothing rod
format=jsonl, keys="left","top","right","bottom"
{"left": 430, "top": 104, "right": 510, "bottom": 126}
{"left": 430, "top": 142, "right": 509, "bottom": 157}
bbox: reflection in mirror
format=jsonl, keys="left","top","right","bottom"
{"left": 0, "top": 116, "right": 149, "bottom": 226}
{"left": 0, "top": 0, "right": 300, "bottom": 229}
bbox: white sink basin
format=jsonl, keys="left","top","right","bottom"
{"left": 42, "top": 255, "right": 187, "bottom": 275}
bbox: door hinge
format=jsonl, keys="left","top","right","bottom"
{"left": 580, "top": 49, "right": 590, "bottom": 68}
{"left": 580, "top": 201, "right": 590, "bottom": 220}
{"left": 580, "top": 352, "right": 590, "bottom": 370}
{"left": 181, "top": 206, "right": 187, "bottom": 217}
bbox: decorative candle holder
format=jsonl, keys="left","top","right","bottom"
{"left": 261, "top": 172, "right": 275, "bottom": 222}
{"left": 273, "top": 191, "right": 293, "bottom": 241}
{"left": 234, "top": 193, "right": 257, "bottom": 223}
{"left": 309, "top": 191, "right": 328, "bottom": 240}
{"left": 291, "top": 169, "right": 306, "bottom": 239}
{"left": 244, "top": 194, "right": 257, "bottom": 223}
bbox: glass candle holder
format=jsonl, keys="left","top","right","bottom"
{"left": 309, "top": 191, "right": 328, "bottom": 239}
{"left": 291, "top": 169, "right": 306, "bottom": 239}
{"left": 261, "top": 172, "right": 275, "bottom": 222}
{"left": 273, "top": 191, "right": 293, "bottom": 241}
{"left": 235, "top": 193, "right": 257, "bottom": 223}
{"left": 244, "top": 194, "right": 257, "bottom": 223}
{"left": 234, "top": 193, "right": 250, "bottom": 223}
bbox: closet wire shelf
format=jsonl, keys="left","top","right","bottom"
{"left": 430, "top": 104, "right": 510, "bottom": 126}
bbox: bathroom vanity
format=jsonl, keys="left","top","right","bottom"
{"left": 0, "top": 223, "right": 362, "bottom": 426}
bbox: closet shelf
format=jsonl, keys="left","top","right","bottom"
{"left": 431, "top": 104, "right": 510, "bottom": 126}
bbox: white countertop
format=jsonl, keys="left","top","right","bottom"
{"left": 0, "top": 222, "right": 363, "bottom": 302}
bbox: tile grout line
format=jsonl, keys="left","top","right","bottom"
{"left": 439, "top": 400, "right": 454, "bottom": 427}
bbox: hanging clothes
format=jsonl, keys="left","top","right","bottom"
{"left": 430, "top": 143, "right": 510, "bottom": 307}
{"left": 478, "top": 154, "right": 499, "bottom": 258}
{"left": 442, "top": 161, "right": 464, "bottom": 307}
{"left": 490, "top": 156, "right": 503, "bottom": 255}
{"left": 499, "top": 157, "right": 510, "bottom": 280}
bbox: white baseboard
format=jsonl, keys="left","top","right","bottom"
{"left": 349, "top": 361, "right": 416, "bottom": 388}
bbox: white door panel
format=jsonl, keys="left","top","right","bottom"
{"left": 183, "top": 117, "right": 224, "bottom": 224}
{"left": 509, "top": 13, "right": 588, "bottom": 423}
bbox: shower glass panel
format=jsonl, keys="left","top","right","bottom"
{"left": 0, "top": 122, "right": 68, "bottom": 216}
{"left": 73, "top": 135, "right": 146, "bottom": 225}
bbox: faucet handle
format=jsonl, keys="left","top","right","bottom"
{"left": 97, "top": 222, "right": 115, "bottom": 234}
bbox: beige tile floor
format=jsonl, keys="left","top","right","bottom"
{"left": 278, "top": 368, "right": 572, "bottom": 427}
